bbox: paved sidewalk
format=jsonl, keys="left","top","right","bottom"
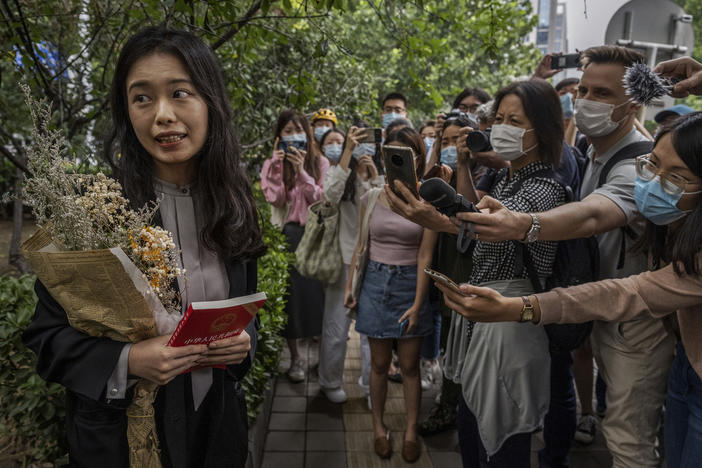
{"left": 261, "top": 330, "right": 614, "bottom": 468}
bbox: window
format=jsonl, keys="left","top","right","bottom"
{"left": 538, "top": 0, "right": 551, "bottom": 27}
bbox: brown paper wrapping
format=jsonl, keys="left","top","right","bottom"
{"left": 22, "top": 229, "right": 164, "bottom": 468}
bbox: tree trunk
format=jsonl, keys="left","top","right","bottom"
{"left": 9, "top": 165, "right": 30, "bottom": 274}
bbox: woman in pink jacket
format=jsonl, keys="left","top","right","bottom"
{"left": 436, "top": 112, "right": 702, "bottom": 468}
{"left": 260, "top": 110, "right": 329, "bottom": 382}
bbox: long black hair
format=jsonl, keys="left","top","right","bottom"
{"left": 273, "top": 109, "right": 322, "bottom": 191}
{"left": 106, "top": 27, "right": 265, "bottom": 261}
{"left": 492, "top": 79, "right": 564, "bottom": 167}
{"left": 634, "top": 112, "right": 702, "bottom": 275}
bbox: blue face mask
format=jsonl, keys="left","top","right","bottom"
{"left": 382, "top": 112, "right": 403, "bottom": 128}
{"left": 440, "top": 146, "right": 458, "bottom": 168}
{"left": 634, "top": 175, "right": 695, "bottom": 225}
{"left": 281, "top": 133, "right": 307, "bottom": 143}
{"left": 314, "top": 126, "right": 331, "bottom": 142}
{"left": 323, "top": 143, "right": 343, "bottom": 163}
{"left": 353, "top": 143, "right": 376, "bottom": 159}
{"left": 423, "top": 137, "right": 435, "bottom": 156}
{"left": 560, "top": 94, "right": 574, "bottom": 119}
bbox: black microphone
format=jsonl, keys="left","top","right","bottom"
{"left": 419, "top": 178, "right": 479, "bottom": 217}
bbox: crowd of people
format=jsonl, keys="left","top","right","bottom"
{"left": 261, "top": 45, "right": 702, "bottom": 468}
{"left": 20, "top": 24, "right": 702, "bottom": 468}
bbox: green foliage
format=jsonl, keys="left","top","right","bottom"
{"left": 243, "top": 185, "right": 294, "bottom": 423}
{"left": 0, "top": 274, "right": 68, "bottom": 465}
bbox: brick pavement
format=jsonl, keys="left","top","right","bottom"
{"left": 261, "top": 330, "right": 614, "bottom": 468}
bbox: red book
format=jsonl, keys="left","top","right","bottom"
{"left": 167, "top": 292, "right": 267, "bottom": 348}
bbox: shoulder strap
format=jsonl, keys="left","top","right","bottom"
{"left": 594, "top": 140, "right": 651, "bottom": 269}
{"left": 359, "top": 188, "right": 382, "bottom": 246}
{"left": 597, "top": 140, "right": 653, "bottom": 188}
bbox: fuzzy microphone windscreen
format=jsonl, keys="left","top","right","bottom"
{"left": 623, "top": 62, "right": 675, "bottom": 105}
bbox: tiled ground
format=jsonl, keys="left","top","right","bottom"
{"left": 261, "top": 330, "right": 614, "bottom": 468}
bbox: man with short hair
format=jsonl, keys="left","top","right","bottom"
{"left": 385, "top": 45, "right": 675, "bottom": 468}
{"left": 381, "top": 92, "right": 408, "bottom": 128}
{"left": 555, "top": 77, "right": 579, "bottom": 97}
{"left": 452, "top": 87, "right": 491, "bottom": 115}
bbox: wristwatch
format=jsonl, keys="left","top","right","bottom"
{"left": 521, "top": 213, "right": 541, "bottom": 243}
{"left": 519, "top": 296, "right": 535, "bottom": 323}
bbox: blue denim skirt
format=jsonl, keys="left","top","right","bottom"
{"left": 355, "top": 260, "right": 433, "bottom": 339}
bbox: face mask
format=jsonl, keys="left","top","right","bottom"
{"left": 574, "top": 98, "right": 630, "bottom": 137}
{"left": 281, "top": 132, "right": 307, "bottom": 143}
{"left": 314, "top": 126, "right": 331, "bottom": 142}
{"left": 560, "top": 94, "right": 574, "bottom": 119}
{"left": 382, "top": 112, "right": 402, "bottom": 128}
{"left": 352, "top": 142, "right": 375, "bottom": 159}
{"left": 489, "top": 124, "right": 536, "bottom": 161}
{"left": 323, "top": 143, "right": 343, "bottom": 163}
{"left": 634, "top": 175, "right": 701, "bottom": 225}
{"left": 423, "top": 137, "right": 435, "bottom": 156}
{"left": 440, "top": 146, "right": 458, "bottom": 168}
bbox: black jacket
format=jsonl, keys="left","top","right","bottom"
{"left": 23, "top": 259, "right": 259, "bottom": 468}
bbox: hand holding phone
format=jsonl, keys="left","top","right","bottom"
{"left": 382, "top": 145, "right": 419, "bottom": 203}
{"left": 424, "top": 268, "right": 463, "bottom": 294}
{"left": 550, "top": 53, "right": 581, "bottom": 70}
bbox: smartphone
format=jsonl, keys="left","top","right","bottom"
{"left": 399, "top": 319, "right": 409, "bottom": 336}
{"left": 550, "top": 53, "right": 581, "bottom": 70}
{"left": 359, "top": 128, "right": 382, "bottom": 144}
{"left": 424, "top": 268, "right": 462, "bottom": 294}
{"left": 382, "top": 145, "right": 419, "bottom": 203}
{"left": 278, "top": 140, "right": 307, "bottom": 155}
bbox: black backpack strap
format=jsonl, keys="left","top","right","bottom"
{"left": 597, "top": 140, "right": 653, "bottom": 188}
{"left": 596, "top": 140, "right": 652, "bottom": 269}
{"left": 513, "top": 243, "right": 544, "bottom": 293}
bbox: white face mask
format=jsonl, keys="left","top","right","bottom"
{"left": 489, "top": 124, "right": 536, "bottom": 161}
{"left": 573, "top": 98, "right": 630, "bottom": 137}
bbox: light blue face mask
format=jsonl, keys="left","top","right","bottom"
{"left": 440, "top": 146, "right": 458, "bottom": 168}
{"left": 323, "top": 143, "right": 343, "bottom": 163}
{"left": 281, "top": 132, "right": 307, "bottom": 143}
{"left": 634, "top": 175, "right": 698, "bottom": 225}
{"left": 423, "top": 137, "right": 435, "bottom": 156}
{"left": 382, "top": 112, "right": 402, "bottom": 128}
{"left": 352, "top": 142, "right": 376, "bottom": 159}
{"left": 314, "top": 126, "right": 331, "bottom": 142}
{"left": 560, "top": 93, "right": 574, "bottom": 119}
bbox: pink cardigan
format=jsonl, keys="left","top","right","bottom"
{"left": 260, "top": 154, "right": 329, "bottom": 226}
{"left": 538, "top": 255, "right": 702, "bottom": 379}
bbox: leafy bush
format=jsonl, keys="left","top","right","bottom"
{"left": 243, "top": 187, "right": 293, "bottom": 422}
{"left": 0, "top": 274, "right": 67, "bottom": 466}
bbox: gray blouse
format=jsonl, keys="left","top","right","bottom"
{"left": 106, "top": 179, "right": 229, "bottom": 409}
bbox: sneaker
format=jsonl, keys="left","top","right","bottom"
{"left": 574, "top": 414, "right": 597, "bottom": 445}
{"left": 418, "top": 403, "right": 456, "bottom": 436}
{"left": 420, "top": 360, "right": 434, "bottom": 391}
{"left": 321, "top": 386, "right": 348, "bottom": 404}
{"left": 287, "top": 358, "right": 306, "bottom": 383}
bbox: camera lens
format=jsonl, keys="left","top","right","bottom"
{"left": 465, "top": 131, "right": 492, "bottom": 153}
{"left": 391, "top": 154, "right": 404, "bottom": 166}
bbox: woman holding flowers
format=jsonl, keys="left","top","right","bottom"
{"left": 23, "top": 27, "right": 264, "bottom": 468}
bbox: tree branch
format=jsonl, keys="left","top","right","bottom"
{"left": 0, "top": 145, "right": 28, "bottom": 174}
{"left": 211, "top": 0, "right": 262, "bottom": 50}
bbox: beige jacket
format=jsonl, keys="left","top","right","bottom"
{"left": 538, "top": 255, "right": 702, "bottom": 378}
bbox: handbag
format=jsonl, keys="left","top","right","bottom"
{"left": 349, "top": 188, "right": 383, "bottom": 310}
{"left": 295, "top": 200, "right": 343, "bottom": 284}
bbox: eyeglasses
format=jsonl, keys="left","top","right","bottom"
{"left": 635, "top": 155, "right": 700, "bottom": 196}
{"left": 457, "top": 104, "right": 479, "bottom": 113}
{"left": 383, "top": 106, "right": 405, "bottom": 114}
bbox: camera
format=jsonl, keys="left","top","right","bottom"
{"left": 550, "top": 53, "right": 581, "bottom": 70}
{"left": 465, "top": 129, "right": 492, "bottom": 153}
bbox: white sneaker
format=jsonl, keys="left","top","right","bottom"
{"left": 321, "top": 386, "right": 348, "bottom": 404}
{"left": 357, "top": 375, "right": 370, "bottom": 395}
{"left": 420, "top": 359, "right": 434, "bottom": 390}
{"left": 287, "top": 358, "right": 306, "bottom": 383}
{"left": 574, "top": 414, "right": 597, "bottom": 445}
